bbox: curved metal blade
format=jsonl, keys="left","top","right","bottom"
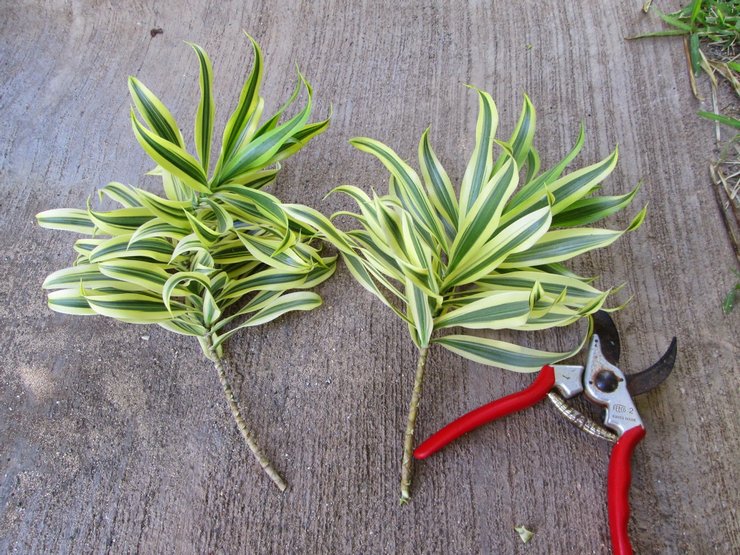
{"left": 626, "top": 337, "right": 678, "bottom": 396}
{"left": 591, "top": 310, "right": 620, "bottom": 365}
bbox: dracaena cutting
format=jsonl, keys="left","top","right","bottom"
{"left": 323, "top": 88, "right": 646, "bottom": 502}
{"left": 36, "top": 36, "right": 335, "bottom": 491}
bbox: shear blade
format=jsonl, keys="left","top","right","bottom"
{"left": 591, "top": 310, "right": 620, "bottom": 365}
{"left": 626, "top": 337, "right": 678, "bottom": 396}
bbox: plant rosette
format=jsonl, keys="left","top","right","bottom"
{"left": 320, "top": 88, "right": 646, "bottom": 502}
{"left": 37, "top": 35, "right": 335, "bottom": 491}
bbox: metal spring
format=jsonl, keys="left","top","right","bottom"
{"left": 547, "top": 391, "right": 618, "bottom": 443}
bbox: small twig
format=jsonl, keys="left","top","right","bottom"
{"left": 400, "top": 345, "right": 429, "bottom": 503}
{"left": 206, "top": 337, "right": 287, "bottom": 491}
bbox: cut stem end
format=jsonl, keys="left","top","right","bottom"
{"left": 400, "top": 345, "right": 429, "bottom": 502}
{"left": 206, "top": 337, "right": 287, "bottom": 492}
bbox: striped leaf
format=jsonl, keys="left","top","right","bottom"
{"left": 98, "top": 259, "right": 183, "bottom": 295}
{"left": 159, "top": 168, "right": 194, "bottom": 202}
{"left": 273, "top": 117, "right": 331, "bottom": 163}
{"left": 444, "top": 205, "right": 552, "bottom": 287}
{"left": 434, "top": 333, "right": 585, "bottom": 373}
{"left": 131, "top": 111, "right": 210, "bottom": 194}
{"left": 448, "top": 157, "right": 519, "bottom": 270}
{"left": 220, "top": 267, "right": 309, "bottom": 300}
{"left": 129, "top": 219, "right": 189, "bottom": 244}
{"left": 47, "top": 289, "right": 95, "bottom": 315}
{"left": 237, "top": 232, "right": 309, "bottom": 271}
{"left": 36, "top": 208, "right": 95, "bottom": 234}
{"left": 73, "top": 238, "right": 105, "bottom": 258}
{"left": 406, "top": 278, "right": 433, "bottom": 347}
{"left": 189, "top": 42, "right": 215, "bottom": 175}
{"left": 212, "top": 291, "right": 322, "bottom": 348}
{"left": 128, "top": 77, "right": 184, "bottom": 147}
{"left": 212, "top": 167, "right": 278, "bottom": 190}
{"left": 459, "top": 88, "right": 498, "bottom": 213}
{"left": 524, "top": 144, "right": 541, "bottom": 183}
{"left": 201, "top": 198, "right": 234, "bottom": 233}
{"left": 211, "top": 239, "right": 258, "bottom": 264}
{"left": 162, "top": 271, "right": 211, "bottom": 313}
{"left": 435, "top": 291, "right": 532, "bottom": 330}
{"left": 351, "top": 137, "right": 446, "bottom": 246}
{"left": 216, "top": 76, "right": 313, "bottom": 185}
{"left": 185, "top": 211, "right": 221, "bottom": 246}
{"left": 212, "top": 289, "right": 283, "bottom": 331}
{"left": 87, "top": 206, "right": 154, "bottom": 235}
{"left": 214, "top": 185, "right": 288, "bottom": 230}
{"left": 159, "top": 318, "right": 209, "bottom": 337}
{"left": 252, "top": 78, "right": 300, "bottom": 140}
{"left": 499, "top": 94, "right": 536, "bottom": 170}
{"left": 86, "top": 292, "right": 186, "bottom": 323}
{"left": 42, "top": 265, "right": 140, "bottom": 293}
{"left": 476, "top": 270, "right": 605, "bottom": 305}
{"left": 218, "top": 33, "right": 264, "bottom": 167}
{"left": 169, "top": 233, "right": 205, "bottom": 261}
{"left": 418, "top": 128, "right": 458, "bottom": 236}
{"left": 340, "top": 252, "right": 410, "bottom": 323}
{"left": 551, "top": 183, "right": 640, "bottom": 228}
{"left": 98, "top": 182, "right": 142, "bottom": 207}
{"left": 202, "top": 288, "right": 221, "bottom": 327}
{"left": 284, "top": 204, "right": 355, "bottom": 254}
{"left": 502, "top": 124, "right": 585, "bottom": 223}
{"left": 135, "top": 189, "right": 191, "bottom": 227}
{"left": 548, "top": 148, "right": 619, "bottom": 215}
{"left": 43, "top": 264, "right": 105, "bottom": 289}
{"left": 89, "top": 235, "right": 174, "bottom": 263}
{"left": 501, "top": 207, "right": 646, "bottom": 268}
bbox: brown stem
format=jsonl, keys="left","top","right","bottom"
{"left": 206, "top": 338, "right": 287, "bottom": 492}
{"left": 400, "top": 344, "right": 429, "bottom": 503}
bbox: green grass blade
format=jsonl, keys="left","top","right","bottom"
{"left": 698, "top": 110, "right": 740, "bottom": 129}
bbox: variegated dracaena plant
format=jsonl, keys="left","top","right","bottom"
{"left": 36, "top": 36, "right": 335, "bottom": 491}
{"left": 321, "top": 88, "right": 646, "bottom": 502}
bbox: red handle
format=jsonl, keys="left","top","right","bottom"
{"left": 414, "top": 365, "right": 556, "bottom": 459}
{"left": 608, "top": 426, "right": 646, "bottom": 555}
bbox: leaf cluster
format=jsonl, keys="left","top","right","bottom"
{"left": 37, "top": 36, "right": 335, "bottom": 359}
{"left": 324, "top": 89, "right": 646, "bottom": 371}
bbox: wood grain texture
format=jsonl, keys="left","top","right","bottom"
{"left": 1, "top": 1, "right": 738, "bottom": 553}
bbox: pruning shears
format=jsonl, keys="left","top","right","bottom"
{"left": 414, "top": 311, "right": 677, "bottom": 555}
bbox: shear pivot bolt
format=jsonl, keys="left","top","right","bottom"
{"left": 593, "top": 370, "right": 620, "bottom": 393}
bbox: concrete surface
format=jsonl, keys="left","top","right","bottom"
{"left": 1, "top": 1, "right": 738, "bottom": 553}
